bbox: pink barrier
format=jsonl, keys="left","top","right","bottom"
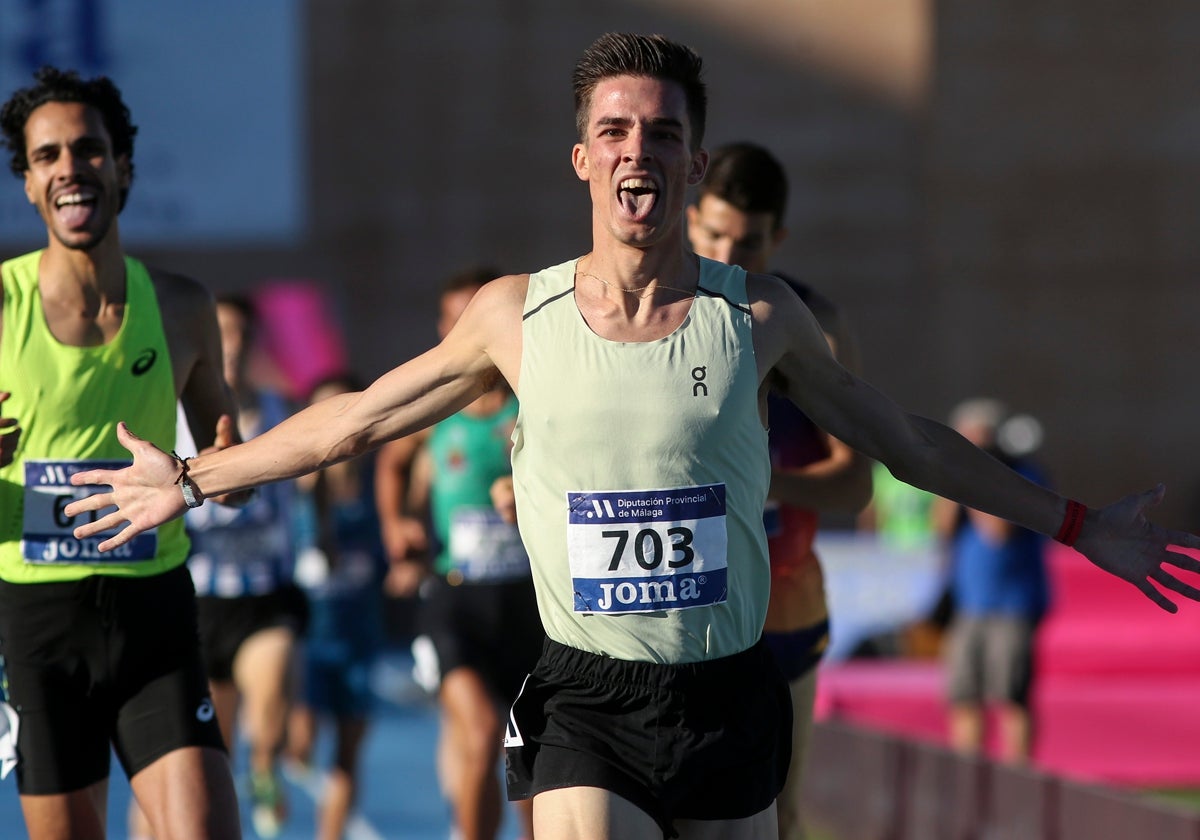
{"left": 815, "top": 544, "right": 1200, "bottom": 786}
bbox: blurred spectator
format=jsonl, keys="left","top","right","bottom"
{"left": 856, "top": 463, "right": 944, "bottom": 658}
{"left": 936, "top": 398, "right": 1051, "bottom": 764}
{"left": 859, "top": 461, "right": 938, "bottom": 554}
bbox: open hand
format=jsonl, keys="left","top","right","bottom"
{"left": 1077, "top": 485, "right": 1200, "bottom": 613}
{"left": 63, "top": 422, "right": 186, "bottom": 552}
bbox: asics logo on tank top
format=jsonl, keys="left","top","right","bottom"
{"left": 195, "top": 698, "right": 215, "bottom": 722}
{"left": 131, "top": 348, "right": 158, "bottom": 376}
{"left": 691, "top": 366, "right": 708, "bottom": 397}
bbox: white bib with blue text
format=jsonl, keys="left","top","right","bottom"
{"left": 566, "top": 483, "right": 728, "bottom": 614}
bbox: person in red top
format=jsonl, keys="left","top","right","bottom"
{"left": 688, "top": 141, "right": 873, "bottom": 840}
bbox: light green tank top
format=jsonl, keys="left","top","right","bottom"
{"left": 513, "top": 257, "right": 770, "bottom": 663}
{"left": 0, "top": 250, "right": 188, "bottom": 582}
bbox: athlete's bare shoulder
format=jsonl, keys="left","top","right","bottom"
{"left": 745, "top": 270, "right": 833, "bottom": 380}
{"left": 745, "top": 271, "right": 807, "bottom": 323}
{"left": 141, "top": 264, "right": 222, "bottom": 386}
{"left": 455, "top": 272, "right": 529, "bottom": 342}
{"left": 143, "top": 264, "right": 217, "bottom": 320}
{"left": 481, "top": 272, "right": 531, "bottom": 310}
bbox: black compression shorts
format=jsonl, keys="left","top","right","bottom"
{"left": 0, "top": 565, "right": 226, "bottom": 795}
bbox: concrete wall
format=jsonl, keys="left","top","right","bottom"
{"left": 133, "top": 0, "right": 1200, "bottom": 527}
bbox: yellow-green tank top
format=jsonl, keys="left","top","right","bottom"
{"left": 0, "top": 250, "right": 188, "bottom": 582}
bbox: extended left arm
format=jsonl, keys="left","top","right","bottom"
{"left": 766, "top": 286, "right": 872, "bottom": 513}
{"left": 751, "top": 272, "right": 1200, "bottom": 611}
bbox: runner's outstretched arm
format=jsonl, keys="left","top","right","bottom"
{"left": 65, "top": 276, "right": 524, "bottom": 552}
{"left": 750, "top": 272, "right": 1200, "bottom": 612}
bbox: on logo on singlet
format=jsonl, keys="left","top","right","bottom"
{"left": 566, "top": 483, "right": 728, "bottom": 614}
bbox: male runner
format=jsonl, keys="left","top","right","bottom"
{"left": 688, "top": 141, "right": 872, "bottom": 840}
{"left": 375, "top": 267, "right": 541, "bottom": 840}
{"left": 0, "top": 67, "right": 241, "bottom": 839}
{"left": 66, "top": 34, "right": 1200, "bottom": 840}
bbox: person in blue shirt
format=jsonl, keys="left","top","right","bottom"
{"left": 936, "top": 398, "right": 1050, "bottom": 764}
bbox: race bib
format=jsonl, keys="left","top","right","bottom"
{"left": 447, "top": 508, "right": 530, "bottom": 583}
{"left": 21, "top": 460, "right": 156, "bottom": 564}
{"left": 566, "top": 484, "right": 728, "bottom": 614}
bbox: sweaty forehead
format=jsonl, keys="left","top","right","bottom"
{"left": 588, "top": 75, "right": 689, "bottom": 124}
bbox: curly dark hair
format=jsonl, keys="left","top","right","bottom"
{"left": 572, "top": 33, "right": 707, "bottom": 151}
{"left": 0, "top": 66, "right": 138, "bottom": 209}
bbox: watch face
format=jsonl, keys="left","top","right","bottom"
{"left": 181, "top": 480, "right": 203, "bottom": 508}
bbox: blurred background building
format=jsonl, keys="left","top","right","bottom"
{"left": 3, "top": 0, "right": 1199, "bottom": 527}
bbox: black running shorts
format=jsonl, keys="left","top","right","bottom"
{"left": 419, "top": 575, "right": 544, "bottom": 705}
{"left": 0, "top": 565, "right": 226, "bottom": 795}
{"left": 504, "top": 636, "right": 792, "bottom": 837}
{"left": 195, "top": 584, "right": 309, "bottom": 681}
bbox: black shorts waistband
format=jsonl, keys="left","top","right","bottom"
{"left": 537, "top": 636, "right": 774, "bottom": 691}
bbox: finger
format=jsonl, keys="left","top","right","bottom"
{"left": 64, "top": 492, "right": 115, "bottom": 518}
{"left": 72, "top": 509, "right": 128, "bottom": 540}
{"left": 1133, "top": 483, "right": 1166, "bottom": 512}
{"left": 1163, "top": 545, "right": 1200, "bottom": 570}
{"left": 1165, "top": 532, "right": 1200, "bottom": 554}
{"left": 69, "top": 469, "right": 116, "bottom": 487}
{"left": 1136, "top": 579, "right": 1178, "bottom": 614}
{"left": 1152, "top": 569, "right": 1200, "bottom": 603}
{"left": 115, "top": 421, "right": 145, "bottom": 450}
{"left": 213, "top": 414, "right": 235, "bottom": 449}
{"left": 97, "top": 526, "right": 139, "bottom": 553}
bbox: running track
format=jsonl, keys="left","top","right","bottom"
{"left": 0, "top": 650, "right": 525, "bottom": 840}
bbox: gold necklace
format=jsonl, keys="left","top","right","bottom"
{"left": 576, "top": 269, "right": 695, "bottom": 299}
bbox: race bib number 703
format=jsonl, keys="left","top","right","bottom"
{"left": 566, "top": 484, "right": 728, "bottom": 614}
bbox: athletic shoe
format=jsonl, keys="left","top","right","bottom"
{"left": 249, "top": 770, "right": 285, "bottom": 838}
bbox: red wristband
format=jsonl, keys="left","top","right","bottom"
{"left": 1054, "top": 499, "right": 1087, "bottom": 546}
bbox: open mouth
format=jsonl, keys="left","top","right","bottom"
{"left": 53, "top": 190, "right": 98, "bottom": 228}
{"left": 618, "top": 177, "right": 659, "bottom": 221}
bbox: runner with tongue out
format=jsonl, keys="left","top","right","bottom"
{"left": 0, "top": 67, "right": 243, "bottom": 839}
{"left": 63, "top": 33, "right": 1200, "bottom": 840}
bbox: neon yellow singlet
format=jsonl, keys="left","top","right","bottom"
{"left": 513, "top": 257, "right": 771, "bottom": 663}
{"left": 0, "top": 250, "right": 188, "bottom": 582}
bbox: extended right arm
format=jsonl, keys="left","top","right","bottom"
{"left": 64, "top": 275, "right": 525, "bottom": 551}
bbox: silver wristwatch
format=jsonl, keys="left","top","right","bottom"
{"left": 179, "top": 477, "right": 204, "bottom": 508}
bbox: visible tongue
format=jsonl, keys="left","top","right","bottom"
{"left": 619, "top": 189, "right": 656, "bottom": 220}
{"left": 57, "top": 202, "right": 93, "bottom": 229}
